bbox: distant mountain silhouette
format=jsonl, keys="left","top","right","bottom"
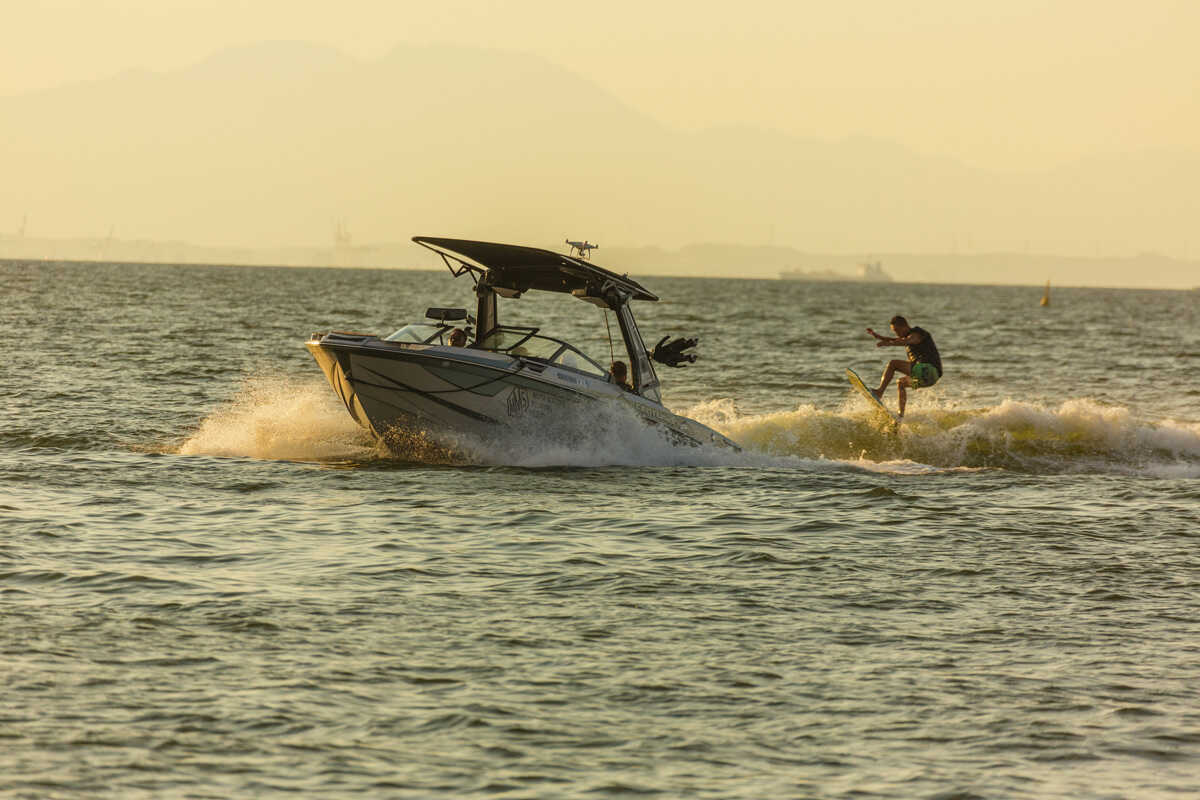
{"left": 2, "top": 41, "right": 1197, "bottom": 281}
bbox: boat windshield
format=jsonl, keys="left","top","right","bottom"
{"left": 383, "top": 323, "right": 449, "bottom": 344}
{"left": 476, "top": 326, "right": 607, "bottom": 377}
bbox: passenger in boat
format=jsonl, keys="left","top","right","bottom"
{"left": 448, "top": 328, "right": 467, "bottom": 347}
{"left": 866, "top": 315, "right": 942, "bottom": 417}
{"left": 610, "top": 360, "right": 634, "bottom": 392}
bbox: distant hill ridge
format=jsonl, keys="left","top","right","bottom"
{"left": 2, "top": 41, "right": 1197, "bottom": 288}
{"left": 3, "top": 233, "right": 1195, "bottom": 289}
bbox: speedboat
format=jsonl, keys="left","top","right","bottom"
{"left": 305, "top": 236, "right": 739, "bottom": 455}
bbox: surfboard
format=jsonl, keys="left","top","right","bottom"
{"left": 846, "top": 367, "right": 901, "bottom": 427}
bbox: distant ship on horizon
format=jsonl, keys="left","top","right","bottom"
{"left": 780, "top": 261, "right": 893, "bottom": 282}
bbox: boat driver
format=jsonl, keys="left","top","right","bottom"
{"left": 865, "top": 315, "right": 942, "bottom": 418}
{"left": 610, "top": 360, "right": 634, "bottom": 392}
{"left": 448, "top": 328, "right": 467, "bottom": 347}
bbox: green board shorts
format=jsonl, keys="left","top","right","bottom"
{"left": 910, "top": 362, "right": 940, "bottom": 388}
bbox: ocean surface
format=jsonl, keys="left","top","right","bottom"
{"left": 3, "top": 258, "right": 1199, "bottom": 799}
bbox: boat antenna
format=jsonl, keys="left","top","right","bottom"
{"left": 603, "top": 308, "right": 616, "bottom": 367}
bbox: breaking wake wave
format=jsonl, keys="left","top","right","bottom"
{"left": 691, "top": 396, "right": 1200, "bottom": 477}
{"left": 175, "top": 376, "right": 1200, "bottom": 477}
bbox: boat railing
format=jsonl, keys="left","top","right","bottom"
{"left": 476, "top": 326, "right": 607, "bottom": 377}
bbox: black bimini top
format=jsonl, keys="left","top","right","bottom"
{"left": 413, "top": 236, "right": 658, "bottom": 302}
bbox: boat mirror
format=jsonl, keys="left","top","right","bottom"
{"left": 425, "top": 307, "right": 468, "bottom": 322}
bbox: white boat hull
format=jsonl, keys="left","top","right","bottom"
{"left": 306, "top": 335, "right": 738, "bottom": 455}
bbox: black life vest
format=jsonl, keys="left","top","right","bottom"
{"left": 906, "top": 326, "right": 943, "bottom": 376}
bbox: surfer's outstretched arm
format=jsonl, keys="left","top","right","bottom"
{"left": 869, "top": 330, "right": 922, "bottom": 348}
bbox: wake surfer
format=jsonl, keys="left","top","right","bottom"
{"left": 866, "top": 315, "right": 942, "bottom": 418}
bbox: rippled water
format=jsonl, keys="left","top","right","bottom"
{"left": 3, "top": 259, "right": 1199, "bottom": 798}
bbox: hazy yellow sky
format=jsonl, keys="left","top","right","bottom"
{"left": 9, "top": 0, "right": 1199, "bottom": 171}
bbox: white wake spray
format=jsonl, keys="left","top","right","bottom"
{"left": 177, "top": 375, "right": 377, "bottom": 461}
{"left": 174, "top": 374, "right": 1200, "bottom": 476}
